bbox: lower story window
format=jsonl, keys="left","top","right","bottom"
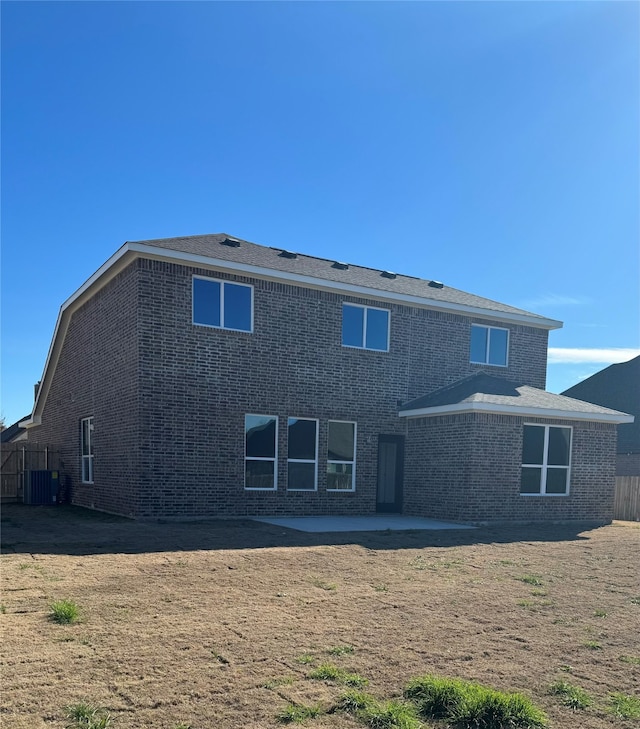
{"left": 327, "top": 420, "right": 356, "bottom": 491}
{"left": 521, "top": 424, "right": 571, "bottom": 495}
{"left": 245, "top": 414, "right": 278, "bottom": 490}
{"left": 287, "top": 417, "right": 318, "bottom": 491}
{"left": 80, "top": 416, "right": 94, "bottom": 484}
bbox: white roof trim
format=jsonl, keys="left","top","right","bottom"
{"left": 398, "top": 401, "right": 634, "bottom": 424}
{"left": 128, "top": 242, "right": 563, "bottom": 330}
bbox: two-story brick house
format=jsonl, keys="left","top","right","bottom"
{"left": 22, "top": 233, "right": 632, "bottom": 522}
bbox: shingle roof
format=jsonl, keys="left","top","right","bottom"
{"left": 132, "top": 233, "right": 560, "bottom": 326}
{"left": 1, "top": 415, "right": 30, "bottom": 443}
{"left": 561, "top": 356, "right": 640, "bottom": 453}
{"left": 399, "top": 373, "right": 633, "bottom": 423}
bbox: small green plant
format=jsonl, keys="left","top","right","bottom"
{"left": 408, "top": 556, "right": 428, "bottom": 570}
{"left": 174, "top": 724, "right": 192, "bottom": 729}
{"left": 583, "top": 640, "right": 602, "bottom": 650}
{"left": 608, "top": 692, "right": 640, "bottom": 720}
{"left": 404, "top": 675, "right": 548, "bottom": 728}
{"left": 309, "top": 576, "right": 337, "bottom": 591}
{"left": 328, "top": 644, "right": 354, "bottom": 656}
{"left": 630, "top": 596, "right": 640, "bottom": 605}
{"left": 0, "top": 604, "right": 6, "bottom": 614}
{"left": 549, "top": 680, "right": 591, "bottom": 710}
{"left": 516, "top": 574, "right": 543, "bottom": 586}
{"left": 337, "top": 689, "right": 377, "bottom": 714}
{"left": 593, "top": 609, "right": 607, "bottom": 618}
{"left": 277, "top": 702, "right": 323, "bottom": 723}
{"left": 619, "top": 655, "right": 640, "bottom": 665}
{"left": 309, "top": 663, "right": 368, "bottom": 687}
{"left": 337, "top": 691, "right": 420, "bottom": 729}
{"left": 295, "top": 653, "right": 314, "bottom": 665}
{"left": 50, "top": 600, "right": 80, "bottom": 624}
{"left": 559, "top": 664, "right": 573, "bottom": 673}
{"left": 64, "top": 701, "right": 111, "bottom": 729}
{"left": 372, "top": 583, "right": 388, "bottom": 592}
{"left": 263, "top": 676, "right": 295, "bottom": 689}
{"left": 530, "top": 589, "right": 547, "bottom": 597}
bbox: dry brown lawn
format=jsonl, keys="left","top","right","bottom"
{"left": 1, "top": 505, "right": 639, "bottom": 728}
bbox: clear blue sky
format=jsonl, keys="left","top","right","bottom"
{"left": 2, "top": 1, "right": 638, "bottom": 426}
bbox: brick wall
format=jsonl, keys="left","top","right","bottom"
{"left": 405, "top": 413, "right": 617, "bottom": 523}
{"left": 28, "top": 256, "right": 552, "bottom": 519}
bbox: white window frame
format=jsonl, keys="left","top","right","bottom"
{"left": 80, "top": 416, "right": 94, "bottom": 484}
{"left": 470, "top": 324, "right": 509, "bottom": 367}
{"left": 342, "top": 303, "right": 390, "bottom": 352}
{"left": 521, "top": 423, "right": 572, "bottom": 496}
{"left": 327, "top": 420, "right": 357, "bottom": 492}
{"left": 244, "top": 414, "right": 278, "bottom": 491}
{"left": 287, "top": 417, "right": 319, "bottom": 492}
{"left": 192, "top": 275, "right": 254, "bottom": 333}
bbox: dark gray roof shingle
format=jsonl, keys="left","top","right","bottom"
{"left": 132, "top": 233, "right": 559, "bottom": 325}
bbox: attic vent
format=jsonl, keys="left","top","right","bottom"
{"left": 221, "top": 237, "right": 241, "bottom": 248}
{"left": 381, "top": 270, "right": 397, "bottom": 279}
{"left": 332, "top": 261, "right": 349, "bottom": 270}
{"left": 428, "top": 280, "right": 444, "bottom": 289}
{"left": 279, "top": 250, "right": 297, "bottom": 259}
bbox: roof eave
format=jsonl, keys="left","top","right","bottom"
{"left": 398, "top": 402, "right": 635, "bottom": 424}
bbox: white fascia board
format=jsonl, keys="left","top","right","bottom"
{"left": 128, "top": 243, "right": 563, "bottom": 330}
{"left": 398, "top": 401, "right": 635, "bottom": 424}
{"left": 19, "top": 416, "right": 41, "bottom": 428}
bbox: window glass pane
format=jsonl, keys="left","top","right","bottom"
{"left": 245, "top": 460, "right": 274, "bottom": 489}
{"left": 193, "top": 278, "right": 221, "bottom": 327}
{"left": 365, "top": 308, "right": 389, "bottom": 350}
{"left": 245, "top": 415, "right": 276, "bottom": 458}
{"left": 224, "top": 283, "right": 252, "bottom": 331}
{"left": 81, "top": 421, "right": 89, "bottom": 456}
{"left": 328, "top": 422, "right": 354, "bottom": 461}
{"left": 470, "top": 325, "right": 487, "bottom": 363}
{"left": 520, "top": 467, "right": 541, "bottom": 494}
{"left": 546, "top": 468, "right": 568, "bottom": 494}
{"left": 342, "top": 305, "right": 364, "bottom": 347}
{"left": 82, "top": 459, "right": 89, "bottom": 483}
{"left": 327, "top": 462, "right": 353, "bottom": 490}
{"left": 522, "top": 425, "right": 545, "bottom": 465}
{"left": 288, "top": 418, "right": 316, "bottom": 460}
{"left": 488, "top": 328, "right": 508, "bottom": 365}
{"left": 288, "top": 462, "right": 315, "bottom": 490}
{"left": 548, "top": 427, "right": 570, "bottom": 466}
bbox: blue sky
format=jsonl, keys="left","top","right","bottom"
{"left": 2, "top": 1, "right": 638, "bottom": 426}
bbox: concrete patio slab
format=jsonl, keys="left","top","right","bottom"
{"left": 253, "top": 515, "right": 476, "bottom": 533}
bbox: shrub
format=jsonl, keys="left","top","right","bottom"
{"left": 50, "top": 600, "right": 80, "bottom": 624}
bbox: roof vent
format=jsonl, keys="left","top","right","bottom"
{"left": 332, "top": 261, "right": 349, "bottom": 270}
{"left": 381, "top": 270, "right": 397, "bottom": 279}
{"left": 428, "top": 280, "right": 444, "bottom": 289}
{"left": 279, "top": 250, "right": 297, "bottom": 259}
{"left": 221, "top": 237, "right": 241, "bottom": 248}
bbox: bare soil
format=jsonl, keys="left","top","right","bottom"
{"left": 1, "top": 505, "right": 639, "bottom": 728}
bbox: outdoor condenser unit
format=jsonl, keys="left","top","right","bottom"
{"left": 23, "top": 470, "right": 60, "bottom": 505}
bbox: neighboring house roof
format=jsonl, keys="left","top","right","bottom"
{"left": 24, "top": 233, "right": 563, "bottom": 427}
{"left": 561, "top": 356, "right": 640, "bottom": 453}
{"left": 1, "top": 416, "right": 30, "bottom": 443}
{"left": 399, "top": 373, "right": 634, "bottom": 424}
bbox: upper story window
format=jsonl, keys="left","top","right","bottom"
{"left": 193, "top": 276, "right": 253, "bottom": 332}
{"left": 287, "top": 417, "right": 318, "bottom": 491}
{"left": 470, "top": 324, "right": 509, "bottom": 366}
{"left": 80, "top": 416, "right": 94, "bottom": 484}
{"left": 342, "top": 303, "right": 389, "bottom": 351}
{"left": 521, "top": 424, "right": 571, "bottom": 495}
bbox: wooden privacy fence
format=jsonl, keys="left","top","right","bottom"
{"left": 1, "top": 445, "right": 61, "bottom": 502}
{"left": 614, "top": 476, "right": 640, "bottom": 521}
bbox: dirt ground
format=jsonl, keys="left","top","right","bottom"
{"left": 1, "top": 505, "right": 639, "bottom": 729}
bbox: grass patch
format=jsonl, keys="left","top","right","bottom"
{"left": 593, "top": 609, "right": 607, "bottom": 618}
{"left": 309, "top": 576, "right": 337, "bottom": 591}
{"left": 372, "top": 583, "right": 388, "bottom": 592}
{"left": 309, "top": 663, "right": 368, "bottom": 687}
{"left": 277, "top": 702, "right": 323, "bottom": 723}
{"left": 50, "top": 600, "right": 81, "bottom": 624}
{"left": 263, "top": 676, "right": 295, "bottom": 689}
{"left": 64, "top": 701, "right": 112, "bottom": 728}
{"left": 404, "top": 675, "right": 548, "bottom": 728}
{"left": 295, "top": 653, "right": 314, "bottom": 665}
{"left": 530, "top": 589, "right": 547, "bottom": 597}
{"left": 337, "top": 690, "right": 421, "bottom": 729}
{"left": 583, "top": 641, "right": 602, "bottom": 650}
{"left": 549, "top": 681, "right": 591, "bottom": 710}
{"left": 0, "top": 604, "right": 6, "bottom": 614}
{"left": 608, "top": 692, "right": 640, "bottom": 720}
{"left": 328, "top": 644, "right": 354, "bottom": 656}
{"left": 516, "top": 575, "right": 543, "bottom": 586}
{"left": 619, "top": 655, "right": 640, "bottom": 665}
{"left": 629, "top": 596, "right": 640, "bottom": 605}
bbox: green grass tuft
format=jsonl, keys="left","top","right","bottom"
{"left": 608, "top": 693, "right": 640, "bottom": 720}
{"left": 309, "top": 663, "right": 368, "bottom": 687}
{"left": 549, "top": 681, "right": 591, "bottom": 710}
{"left": 337, "top": 691, "right": 420, "bottom": 728}
{"left": 619, "top": 655, "right": 640, "bottom": 665}
{"left": 404, "top": 675, "right": 547, "bottom": 728}
{"left": 516, "top": 575, "right": 543, "bottom": 586}
{"left": 50, "top": 600, "right": 80, "bottom": 625}
{"left": 328, "top": 644, "right": 354, "bottom": 656}
{"left": 583, "top": 640, "right": 602, "bottom": 650}
{"left": 277, "top": 702, "right": 323, "bottom": 723}
{"left": 64, "top": 702, "right": 111, "bottom": 729}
